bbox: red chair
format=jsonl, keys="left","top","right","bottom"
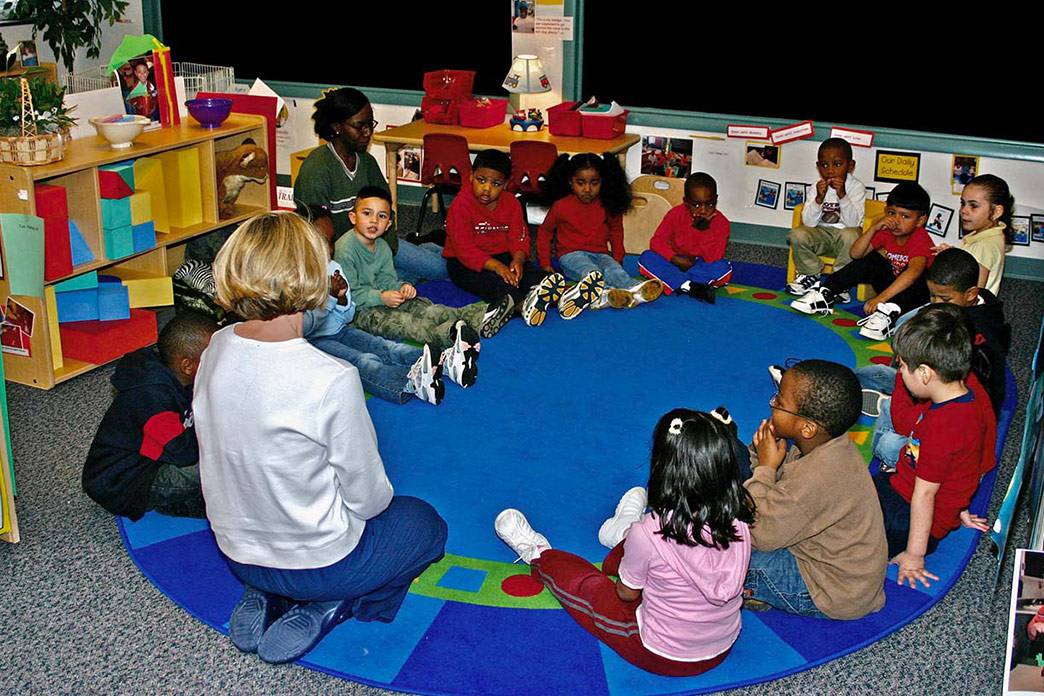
{"left": 508, "top": 141, "right": 558, "bottom": 223}
{"left": 416, "top": 133, "right": 472, "bottom": 239}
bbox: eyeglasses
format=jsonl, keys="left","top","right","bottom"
{"left": 345, "top": 119, "right": 379, "bottom": 133}
{"left": 769, "top": 393, "right": 813, "bottom": 422}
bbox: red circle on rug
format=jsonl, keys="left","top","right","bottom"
{"left": 501, "top": 574, "right": 544, "bottom": 597}
{"left": 832, "top": 318, "right": 857, "bottom": 327}
{"left": 870, "top": 356, "right": 893, "bottom": 365}
{"left": 752, "top": 292, "right": 777, "bottom": 300}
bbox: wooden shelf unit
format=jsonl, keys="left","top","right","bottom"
{"left": 0, "top": 115, "right": 271, "bottom": 390}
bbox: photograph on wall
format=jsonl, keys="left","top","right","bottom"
{"left": 783, "top": 182, "right": 807, "bottom": 210}
{"left": 396, "top": 147, "right": 423, "bottom": 184}
{"left": 1003, "top": 549, "right": 1044, "bottom": 694}
{"left": 511, "top": 0, "right": 535, "bottom": 32}
{"left": 755, "top": 179, "right": 780, "bottom": 209}
{"left": 1011, "top": 216, "right": 1031, "bottom": 246}
{"left": 865, "top": 186, "right": 876, "bottom": 201}
{"left": 875, "top": 188, "right": 892, "bottom": 201}
{"left": 925, "top": 204, "right": 954, "bottom": 238}
{"left": 640, "top": 136, "right": 693, "bottom": 179}
{"left": 114, "top": 54, "right": 160, "bottom": 126}
{"left": 745, "top": 142, "right": 780, "bottom": 169}
{"left": 1031, "top": 214, "right": 1044, "bottom": 243}
{"left": 16, "top": 39, "right": 37, "bottom": 68}
{"left": 952, "top": 155, "right": 979, "bottom": 194}
{"left": 874, "top": 150, "right": 920, "bottom": 184}
{"left": 0, "top": 297, "right": 33, "bottom": 358}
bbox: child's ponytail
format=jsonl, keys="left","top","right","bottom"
{"left": 597, "top": 151, "right": 633, "bottom": 217}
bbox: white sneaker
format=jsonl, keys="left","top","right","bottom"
{"left": 480, "top": 295, "right": 514, "bottom": 338}
{"left": 494, "top": 509, "right": 551, "bottom": 563}
{"left": 629, "top": 278, "right": 663, "bottom": 305}
{"left": 441, "top": 320, "right": 480, "bottom": 388}
{"left": 558, "top": 270, "right": 605, "bottom": 320}
{"left": 597, "top": 487, "right": 647, "bottom": 548}
{"left": 861, "top": 388, "right": 889, "bottom": 417}
{"left": 786, "top": 273, "right": 820, "bottom": 296}
{"left": 836, "top": 290, "right": 852, "bottom": 304}
{"left": 857, "top": 303, "right": 901, "bottom": 340}
{"left": 521, "top": 273, "right": 566, "bottom": 327}
{"left": 589, "top": 288, "right": 611, "bottom": 310}
{"left": 791, "top": 287, "right": 835, "bottom": 315}
{"left": 768, "top": 364, "right": 785, "bottom": 388}
{"left": 405, "top": 344, "right": 444, "bottom": 406}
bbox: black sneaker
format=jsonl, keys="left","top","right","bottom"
{"left": 686, "top": 282, "right": 716, "bottom": 304}
{"left": 480, "top": 295, "right": 515, "bottom": 338}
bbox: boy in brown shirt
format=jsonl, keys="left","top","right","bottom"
{"left": 744, "top": 359, "right": 887, "bottom": 619}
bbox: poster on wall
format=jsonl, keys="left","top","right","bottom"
{"left": 396, "top": 147, "right": 423, "bottom": 184}
{"left": 511, "top": 0, "right": 535, "bottom": 32}
{"left": 640, "top": 136, "right": 692, "bottom": 178}
{"left": 745, "top": 142, "right": 780, "bottom": 169}
{"left": 952, "top": 155, "right": 979, "bottom": 194}
{"left": 755, "top": 180, "right": 780, "bottom": 209}
{"left": 784, "top": 182, "right": 807, "bottom": 210}
{"left": 1012, "top": 216, "right": 1031, "bottom": 246}
{"left": 926, "top": 204, "right": 954, "bottom": 237}
{"left": 1031, "top": 215, "right": 1044, "bottom": 243}
{"left": 0, "top": 297, "right": 33, "bottom": 358}
{"left": 874, "top": 150, "right": 920, "bottom": 184}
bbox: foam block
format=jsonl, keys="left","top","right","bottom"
{"left": 157, "top": 148, "right": 203, "bottom": 229}
{"left": 53, "top": 271, "right": 98, "bottom": 293}
{"left": 100, "top": 161, "right": 135, "bottom": 190}
{"left": 104, "top": 225, "right": 135, "bottom": 260}
{"left": 44, "top": 286, "right": 63, "bottom": 371}
{"left": 59, "top": 309, "right": 157, "bottom": 365}
{"left": 133, "top": 157, "right": 170, "bottom": 233}
{"left": 55, "top": 288, "right": 99, "bottom": 323}
{"left": 68, "top": 220, "right": 95, "bottom": 266}
{"left": 98, "top": 169, "right": 134, "bottom": 199}
{"left": 43, "top": 216, "right": 73, "bottom": 281}
{"left": 131, "top": 221, "right": 156, "bottom": 253}
{"left": 98, "top": 283, "right": 131, "bottom": 321}
{"left": 34, "top": 183, "right": 68, "bottom": 220}
{"left": 129, "top": 191, "right": 152, "bottom": 225}
{"left": 112, "top": 275, "right": 173, "bottom": 308}
{"left": 101, "top": 198, "right": 132, "bottom": 229}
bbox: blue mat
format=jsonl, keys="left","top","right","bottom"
{"left": 118, "top": 260, "right": 1015, "bottom": 695}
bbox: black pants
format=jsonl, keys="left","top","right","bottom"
{"left": 823, "top": 252, "right": 928, "bottom": 313}
{"left": 447, "top": 253, "right": 548, "bottom": 306}
{"left": 874, "top": 473, "right": 940, "bottom": 559}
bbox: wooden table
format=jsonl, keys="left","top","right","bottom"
{"left": 372, "top": 120, "right": 640, "bottom": 215}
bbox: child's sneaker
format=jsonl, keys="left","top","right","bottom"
{"left": 558, "top": 270, "right": 605, "bottom": 320}
{"left": 608, "top": 279, "right": 664, "bottom": 309}
{"left": 856, "top": 302, "right": 901, "bottom": 340}
{"left": 861, "top": 388, "right": 889, "bottom": 417}
{"left": 836, "top": 290, "right": 852, "bottom": 304}
{"left": 597, "top": 487, "right": 648, "bottom": 548}
{"left": 229, "top": 586, "right": 290, "bottom": 654}
{"left": 521, "top": 273, "right": 566, "bottom": 327}
{"left": 480, "top": 295, "right": 514, "bottom": 338}
{"left": 786, "top": 273, "right": 821, "bottom": 296}
{"left": 441, "top": 320, "right": 480, "bottom": 388}
{"left": 494, "top": 509, "right": 551, "bottom": 563}
{"left": 589, "top": 288, "right": 611, "bottom": 310}
{"left": 768, "top": 358, "right": 801, "bottom": 388}
{"left": 791, "top": 287, "right": 836, "bottom": 315}
{"left": 606, "top": 288, "right": 632, "bottom": 308}
{"left": 683, "top": 281, "right": 717, "bottom": 304}
{"left": 406, "top": 344, "right": 444, "bottom": 405}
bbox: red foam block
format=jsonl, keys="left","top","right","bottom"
{"left": 34, "top": 183, "right": 69, "bottom": 220}
{"left": 43, "top": 216, "right": 73, "bottom": 281}
{"left": 59, "top": 309, "right": 157, "bottom": 364}
{"left": 98, "top": 169, "right": 134, "bottom": 199}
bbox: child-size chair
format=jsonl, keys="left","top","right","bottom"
{"left": 786, "top": 199, "right": 885, "bottom": 301}
{"left": 416, "top": 133, "right": 472, "bottom": 238}
{"left": 507, "top": 140, "right": 558, "bottom": 226}
{"left": 622, "top": 175, "right": 681, "bottom": 254}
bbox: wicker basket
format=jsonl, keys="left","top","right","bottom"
{"left": 0, "top": 131, "right": 65, "bottom": 166}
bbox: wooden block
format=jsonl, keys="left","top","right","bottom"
{"left": 157, "top": 148, "right": 203, "bottom": 229}
{"left": 129, "top": 191, "right": 152, "bottom": 225}
{"left": 131, "top": 221, "right": 156, "bottom": 253}
{"left": 34, "top": 183, "right": 68, "bottom": 220}
{"left": 98, "top": 283, "right": 131, "bottom": 321}
{"left": 104, "top": 225, "right": 135, "bottom": 260}
{"left": 133, "top": 158, "right": 170, "bottom": 233}
{"left": 42, "top": 216, "right": 73, "bottom": 281}
{"left": 44, "top": 287, "right": 63, "bottom": 372}
{"left": 99, "top": 160, "right": 135, "bottom": 190}
{"left": 55, "top": 288, "right": 99, "bottom": 323}
{"left": 59, "top": 309, "right": 157, "bottom": 365}
{"left": 53, "top": 271, "right": 98, "bottom": 293}
{"left": 68, "top": 220, "right": 95, "bottom": 266}
{"left": 101, "top": 198, "right": 132, "bottom": 229}
{"left": 112, "top": 275, "right": 173, "bottom": 308}
{"left": 98, "top": 170, "right": 134, "bottom": 199}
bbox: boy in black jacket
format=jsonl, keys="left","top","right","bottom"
{"left": 82, "top": 312, "right": 217, "bottom": 519}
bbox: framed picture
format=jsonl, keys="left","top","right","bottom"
{"left": 783, "top": 182, "right": 807, "bottom": 210}
{"left": 874, "top": 150, "right": 921, "bottom": 184}
{"left": 15, "top": 39, "right": 37, "bottom": 68}
{"left": 1003, "top": 549, "right": 1044, "bottom": 695}
{"left": 951, "top": 154, "right": 979, "bottom": 194}
{"left": 875, "top": 188, "right": 892, "bottom": 201}
{"left": 864, "top": 186, "right": 875, "bottom": 201}
{"left": 745, "top": 142, "right": 780, "bottom": 169}
{"left": 755, "top": 180, "right": 780, "bottom": 209}
{"left": 1011, "top": 216, "right": 1031, "bottom": 246}
{"left": 0, "top": 0, "right": 31, "bottom": 27}
{"left": 395, "top": 146, "right": 422, "bottom": 184}
{"left": 1031, "top": 214, "right": 1044, "bottom": 243}
{"left": 511, "top": 0, "right": 535, "bottom": 33}
{"left": 925, "top": 204, "right": 954, "bottom": 237}
{"left": 640, "top": 136, "right": 693, "bottom": 178}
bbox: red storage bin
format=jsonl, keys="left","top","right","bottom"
{"left": 421, "top": 96, "right": 464, "bottom": 125}
{"left": 422, "top": 70, "right": 476, "bottom": 100}
{"left": 459, "top": 98, "right": 508, "bottom": 128}
{"left": 547, "top": 101, "right": 582, "bottom": 137}
{"left": 581, "top": 110, "right": 630, "bottom": 140}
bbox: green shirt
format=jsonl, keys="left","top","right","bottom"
{"left": 293, "top": 143, "right": 397, "bottom": 253}
{"left": 334, "top": 232, "right": 400, "bottom": 310}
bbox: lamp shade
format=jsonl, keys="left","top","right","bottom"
{"left": 502, "top": 54, "right": 551, "bottom": 95}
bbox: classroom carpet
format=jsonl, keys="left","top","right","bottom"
{"left": 117, "top": 260, "right": 1016, "bottom": 695}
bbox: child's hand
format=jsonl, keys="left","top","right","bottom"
{"left": 541, "top": 265, "right": 555, "bottom": 274}
{"left": 509, "top": 258, "right": 525, "bottom": 283}
{"left": 753, "top": 419, "right": 786, "bottom": 470}
{"left": 831, "top": 177, "right": 847, "bottom": 199}
{"left": 670, "top": 255, "right": 695, "bottom": 272}
{"left": 891, "top": 551, "right": 939, "bottom": 588}
{"left": 330, "top": 273, "right": 349, "bottom": 305}
{"left": 399, "top": 283, "right": 417, "bottom": 300}
{"left": 863, "top": 297, "right": 883, "bottom": 316}
{"left": 959, "top": 509, "right": 990, "bottom": 532}
{"left": 931, "top": 242, "right": 954, "bottom": 253}
{"left": 814, "top": 178, "right": 829, "bottom": 203}
{"left": 490, "top": 261, "right": 518, "bottom": 287}
{"left": 869, "top": 215, "right": 896, "bottom": 234}
{"left": 380, "top": 290, "right": 405, "bottom": 308}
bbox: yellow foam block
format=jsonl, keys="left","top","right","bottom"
{"left": 44, "top": 286, "right": 63, "bottom": 371}
{"left": 157, "top": 149, "right": 203, "bottom": 229}
{"left": 129, "top": 191, "right": 152, "bottom": 226}
{"left": 112, "top": 275, "right": 173, "bottom": 308}
{"left": 133, "top": 158, "right": 169, "bottom": 233}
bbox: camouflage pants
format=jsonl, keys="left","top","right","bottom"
{"left": 353, "top": 297, "right": 487, "bottom": 352}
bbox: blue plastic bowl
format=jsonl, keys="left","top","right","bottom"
{"left": 185, "top": 98, "right": 233, "bottom": 128}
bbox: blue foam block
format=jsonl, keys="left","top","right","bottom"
{"left": 98, "top": 282, "right": 130, "bottom": 321}
{"left": 55, "top": 288, "right": 99, "bottom": 323}
{"left": 131, "top": 221, "right": 156, "bottom": 253}
{"left": 68, "top": 220, "right": 95, "bottom": 266}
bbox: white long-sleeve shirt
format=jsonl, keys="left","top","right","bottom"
{"left": 801, "top": 173, "right": 866, "bottom": 229}
{"left": 195, "top": 325, "right": 393, "bottom": 570}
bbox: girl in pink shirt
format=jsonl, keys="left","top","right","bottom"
{"left": 494, "top": 409, "right": 754, "bottom": 676}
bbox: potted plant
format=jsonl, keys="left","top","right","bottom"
{"left": 12, "top": 0, "right": 129, "bottom": 72}
{"left": 0, "top": 76, "right": 77, "bottom": 165}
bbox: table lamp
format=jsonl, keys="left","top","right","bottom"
{"left": 502, "top": 54, "right": 551, "bottom": 112}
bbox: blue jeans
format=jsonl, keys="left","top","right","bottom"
{"left": 310, "top": 326, "right": 421, "bottom": 404}
{"left": 395, "top": 240, "right": 449, "bottom": 284}
{"left": 745, "top": 548, "right": 826, "bottom": 618}
{"left": 637, "top": 250, "right": 733, "bottom": 291}
{"left": 225, "top": 496, "right": 447, "bottom": 623}
{"left": 855, "top": 364, "right": 907, "bottom": 467}
{"left": 558, "top": 250, "right": 635, "bottom": 289}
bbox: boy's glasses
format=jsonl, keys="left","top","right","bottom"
{"left": 346, "top": 119, "right": 379, "bottom": 133}
{"left": 769, "top": 393, "right": 819, "bottom": 426}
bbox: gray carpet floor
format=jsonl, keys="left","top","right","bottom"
{"left": 0, "top": 226, "right": 1041, "bottom": 695}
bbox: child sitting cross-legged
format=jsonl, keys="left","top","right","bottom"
{"left": 873, "top": 303, "right": 997, "bottom": 588}
{"left": 638, "top": 172, "right": 733, "bottom": 304}
{"left": 792, "top": 182, "right": 935, "bottom": 341}
{"left": 493, "top": 409, "right": 754, "bottom": 676}
{"left": 537, "top": 152, "right": 662, "bottom": 319}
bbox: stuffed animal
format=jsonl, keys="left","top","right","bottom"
{"left": 216, "top": 139, "right": 269, "bottom": 219}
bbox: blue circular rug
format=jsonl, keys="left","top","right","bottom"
{"left": 118, "top": 267, "right": 1009, "bottom": 695}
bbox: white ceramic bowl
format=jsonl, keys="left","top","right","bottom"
{"left": 89, "top": 115, "right": 152, "bottom": 149}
